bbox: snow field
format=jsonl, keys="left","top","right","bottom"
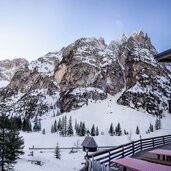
{"left": 14, "top": 92, "right": 171, "bottom": 171}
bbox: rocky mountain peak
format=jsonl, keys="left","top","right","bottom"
{"left": 128, "top": 31, "right": 157, "bottom": 55}
{"left": 0, "top": 58, "right": 28, "bottom": 82}
{"left": 0, "top": 31, "right": 170, "bottom": 117}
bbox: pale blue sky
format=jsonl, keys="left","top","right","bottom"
{"left": 0, "top": 0, "right": 171, "bottom": 61}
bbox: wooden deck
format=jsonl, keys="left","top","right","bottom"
{"left": 111, "top": 144, "right": 171, "bottom": 171}
{"left": 133, "top": 144, "right": 171, "bottom": 160}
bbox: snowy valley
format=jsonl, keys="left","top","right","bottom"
{"left": 0, "top": 31, "right": 171, "bottom": 171}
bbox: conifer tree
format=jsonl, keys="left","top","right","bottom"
{"left": 22, "top": 117, "right": 32, "bottom": 132}
{"left": 64, "top": 115, "right": 67, "bottom": 136}
{"left": 42, "top": 128, "right": 46, "bottom": 135}
{"left": 90, "top": 124, "right": 95, "bottom": 136}
{"left": 57, "top": 118, "right": 62, "bottom": 132}
{"left": 0, "top": 104, "right": 24, "bottom": 170}
{"left": 51, "top": 124, "right": 54, "bottom": 133}
{"left": 149, "top": 123, "right": 154, "bottom": 132}
{"left": 155, "top": 118, "right": 161, "bottom": 130}
{"left": 124, "top": 129, "right": 128, "bottom": 135}
{"left": 60, "top": 116, "right": 67, "bottom": 136}
{"left": 54, "top": 120, "right": 57, "bottom": 133}
{"left": 80, "top": 122, "right": 86, "bottom": 136}
{"left": 75, "top": 121, "right": 81, "bottom": 136}
{"left": 33, "top": 117, "right": 41, "bottom": 132}
{"left": 75, "top": 119, "right": 78, "bottom": 131}
{"left": 109, "top": 123, "right": 114, "bottom": 136}
{"left": 115, "top": 123, "right": 122, "bottom": 136}
{"left": 67, "top": 116, "right": 73, "bottom": 136}
{"left": 95, "top": 126, "right": 99, "bottom": 136}
{"left": 86, "top": 129, "right": 90, "bottom": 136}
{"left": 54, "top": 143, "right": 61, "bottom": 159}
{"left": 17, "top": 116, "right": 22, "bottom": 130}
{"left": 136, "top": 126, "right": 140, "bottom": 135}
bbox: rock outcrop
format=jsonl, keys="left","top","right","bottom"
{"left": 0, "top": 58, "right": 28, "bottom": 81}
{"left": 0, "top": 31, "right": 170, "bottom": 117}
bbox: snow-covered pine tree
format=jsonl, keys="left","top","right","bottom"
{"left": 109, "top": 123, "right": 114, "bottom": 136}
{"left": 136, "top": 126, "right": 140, "bottom": 135}
{"left": 90, "top": 124, "right": 95, "bottom": 136}
{"left": 54, "top": 143, "right": 61, "bottom": 159}
{"left": 67, "top": 116, "right": 73, "bottom": 136}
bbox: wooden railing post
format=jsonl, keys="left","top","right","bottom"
{"left": 140, "top": 139, "right": 142, "bottom": 151}
{"left": 163, "top": 136, "right": 165, "bottom": 145}
{"left": 152, "top": 138, "right": 155, "bottom": 148}
{"left": 109, "top": 151, "right": 111, "bottom": 166}
{"left": 132, "top": 142, "right": 135, "bottom": 155}
{"left": 84, "top": 151, "right": 89, "bottom": 171}
{"left": 122, "top": 147, "right": 124, "bottom": 158}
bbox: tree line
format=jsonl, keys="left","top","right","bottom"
{"left": 108, "top": 117, "right": 162, "bottom": 136}
{"left": 50, "top": 116, "right": 99, "bottom": 137}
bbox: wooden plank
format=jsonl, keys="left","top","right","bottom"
{"left": 142, "top": 157, "right": 171, "bottom": 166}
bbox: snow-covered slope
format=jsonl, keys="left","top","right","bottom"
{"left": 0, "top": 31, "right": 170, "bottom": 171}
{"left": 14, "top": 91, "right": 171, "bottom": 171}
{"left": 0, "top": 80, "right": 9, "bottom": 88}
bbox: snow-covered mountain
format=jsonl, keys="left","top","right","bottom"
{"left": 0, "top": 31, "right": 170, "bottom": 118}
{"left": 0, "top": 58, "right": 28, "bottom": 88}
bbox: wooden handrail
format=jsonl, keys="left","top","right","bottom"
{"left": 86, "top": 134, "right": 171, "bottom": 169}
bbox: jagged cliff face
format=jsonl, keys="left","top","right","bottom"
{"left": 55, "top": 38, "right": 124, "bottom": 112}
{"left": 0, "top": 58, "right": 28, "bottom": 82}
{"left": 116, "top": 32, "right": 171, "bottom": 115}
{"left": 0, "top": 31, "right": 170, "bottom": 117}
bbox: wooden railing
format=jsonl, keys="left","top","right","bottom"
{"left": 28, "top": 146, "right": 116, "bottom": 151}
{"left": 85, "top": 134, "right": 171, "bottom": 168}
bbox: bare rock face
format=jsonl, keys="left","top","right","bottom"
{"left": 0, "top": 54, "right": 61, "bottom": 117}
{"left": 55, "top": 38, "right": 124, "bottom": 94}
{"left": 57, "top": 87, "right": 107, "bottom": 113}
{"left": 55, "top": 37, "right": 124, "bottom": 112}
{"left": 0, "top": 31, "right": 170, "bottom": 117}
{"left": 0, "top": 58, "right": 28, "bottom": 81}
{"left": 117, "top": 32, "right": 171, "bottom": 115}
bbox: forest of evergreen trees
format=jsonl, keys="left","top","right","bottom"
{"left": 4, "top": 114, "right": 162, "bottom": 138}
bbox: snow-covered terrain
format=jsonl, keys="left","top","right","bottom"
{"left": 0, "top": 31, "right": 170, "bottom": 171}
{"left": 0, "top": 80, "right": 9, "bottom": 88}
{"left": 14, "top": 92, "right": 171, "bottom": 171}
